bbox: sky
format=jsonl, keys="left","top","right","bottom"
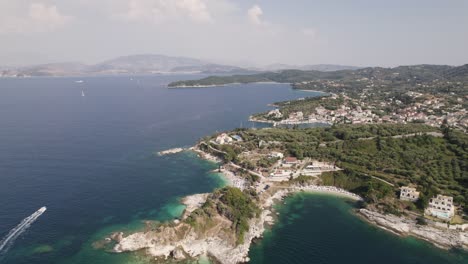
{"left": 0, "top": 0, "right": 467, "bottom": 67}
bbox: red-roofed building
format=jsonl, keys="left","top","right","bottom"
{"left": 283, "top": 157, "right": 298, "bottom": 164}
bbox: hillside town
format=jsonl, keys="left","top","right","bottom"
{"left": 252, "top": 91, "right": 467, "bottom": 131}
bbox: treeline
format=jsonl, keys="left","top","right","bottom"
{"left": 236, "top": 124, "right": 437, "bottom": 143}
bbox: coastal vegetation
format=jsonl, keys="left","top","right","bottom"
{"left": 168, "top": 64, "right": 468, "bottom": 97}
{"left": 112, "top": 124, "right": 467, "bottom": 262}
{"left": 186, "top": 187, "right": 260, "bottom": 244}
{"left": 205, "top": 124, "right": 467, "bottom": 215}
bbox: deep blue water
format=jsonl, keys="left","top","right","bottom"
{"left": 0, "top": 75, "right": 466, "bottom": 264}
{"left": 0, "top": 76, "right": 317, "bottom": 263}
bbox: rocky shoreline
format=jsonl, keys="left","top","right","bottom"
{"left": 359, "top": 209, "right": 468, "bottom": 250}
{"left": 110, "top": 146, "right": 467, "bottom": 263}
{"left": 112, "top": 189, "right": 280, "bottom": 263}
{"left": 111, "top": 167, "right": 364, "bottom": 263}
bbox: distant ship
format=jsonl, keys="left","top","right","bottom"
{"left": 75, "top": 80, "right": 84, "bottom": 83}
{"left": 81, "top": 90, "right": 85, "bottom": 97}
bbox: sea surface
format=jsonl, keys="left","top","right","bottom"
{"left": 0, "top": 75, "right": 466, "bottom": 264}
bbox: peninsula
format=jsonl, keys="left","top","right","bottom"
{"left": 101, "top": 62, "right": 468, "bottom": 263}
{"left": 102, "top": 123, "right": 467, "bottom": 263}
{"left": 167, "top": 64, "right": 468, "bottom": 89}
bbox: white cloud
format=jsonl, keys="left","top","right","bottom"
{"left": 118, "top": 0, "right": 213, "bottom": 24}
{"left": 0, "top": 2, "right": 72, "bottom": 34}
{"left": 247, "top": 4, "right": 263, "bottom": 25}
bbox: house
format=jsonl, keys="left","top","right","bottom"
{"left": 269, "top": 152, "right": 284, "bottom": 159}
{"left": 399, "top": 186, "right": 420, "bottom": 202}
{"left": 215, "top": 133, "right": 233, "bottom": 145}
{"left": 425, "top": 195, "right": 455, "bottom": 220}
{"left": 283, "top": 157, "right": 298, "bottom": 165}
{"left": 267, "top": 109, "right": 283, "bottom": 118}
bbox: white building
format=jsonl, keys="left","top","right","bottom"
{"left": 267, "top": 109, "right": 283, "bottom": 118}
{"left": 425, "top": 195, "right": 455, "bottom": 220}
{"left": 288, "top": 111, "right": 304, "bottom": 120}
{"left": 399, "top": 186, "right": 420, "bottom": 202}
{"left": 269, "top": 152, "right": 284, "bottom": 159}
{"left": 215, "top": 133, "right": 233, "bottom": 145}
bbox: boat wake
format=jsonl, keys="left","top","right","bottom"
{"left": 0, "top": 207, "right": 47, "bottom": 255}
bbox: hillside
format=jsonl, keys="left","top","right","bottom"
{"left": 168, "top": 64, "right": 468, "bottom": 91}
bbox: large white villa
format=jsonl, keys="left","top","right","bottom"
{"left": 425, "top": 194, "right": 455, "bottom": 221}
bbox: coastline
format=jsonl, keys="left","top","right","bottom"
{"left": 168, "top": 81, "right": 289, "bottom": 89}
{"left": 249, "top": 116, "right": 332, "bottom": 126}
{"left": 110, "top": 145, "right": 467, "bottom": 263}
{"left": 111, "top": 146, "right": 365, "bottom": 263}
{"left": 193, "top": 145, "right": 467, "bottom": 252}
{"left": 168, "top": 84, "right": 230, "bottom": 88}
{"left": 359, "top": 209, "right": 468, "bottom": 250}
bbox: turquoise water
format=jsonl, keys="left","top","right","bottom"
{"left": 249, "top": 193, "right": 468, "bottom": 264}
{"left": 0, "top": 75, "right": 466, "bottom": 263}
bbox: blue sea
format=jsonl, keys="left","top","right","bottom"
{"left": 0, "top": 75, "right": 466, "bottom": 264}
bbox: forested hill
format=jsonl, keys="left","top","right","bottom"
{"left": 167, "top": 64, "right": 468, "bottom": 89}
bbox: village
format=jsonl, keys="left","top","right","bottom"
{"left": 213, "top": 132, "right": 338, "bottom": 178}
{"left": 253, "top": 90, "right": 467, "bottom": 132}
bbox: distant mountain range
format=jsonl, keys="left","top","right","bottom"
{"left": 0, "top": 54, "right": 363, "bottom": 77}
{"left": 0, "top": 54, "right": 257, "bottom": 77}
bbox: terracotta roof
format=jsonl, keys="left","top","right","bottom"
{"left": 284, "top": 157, "right": 298, "bottom": 163}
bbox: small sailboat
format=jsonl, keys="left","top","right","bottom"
{"left": 81, "top": 90, "right": 85, "bottom": 97}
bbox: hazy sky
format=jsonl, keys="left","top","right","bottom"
{"left": 1, "top": 0, "right": 467, "bottom": 67}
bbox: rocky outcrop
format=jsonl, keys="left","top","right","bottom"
{"left": 157, "top": 148, "right": 186, "bottom": 156}
{"left": 112, "top": 186, "right": 363, "bottom": 264}
{"left": 180, "top": 193, "right": 209, "bottom": 219}
{"left": 113, "top": 211, "right": 271, "bottom": 264}
{"left": 360, "top": 209, "right": 468, "bottom": 250}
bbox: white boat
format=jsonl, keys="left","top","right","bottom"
{"left": 75, "top": 80, "right": 84, "bottom": 83}
{"left": 81, "top": 90, "right": 85, "bottom": 97}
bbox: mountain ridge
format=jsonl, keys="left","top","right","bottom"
{"left": 0, "top": 54, "right": 365, "bottom": 77}
{"left": 0, "top": 54, "right": 257, "bottom": 77}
